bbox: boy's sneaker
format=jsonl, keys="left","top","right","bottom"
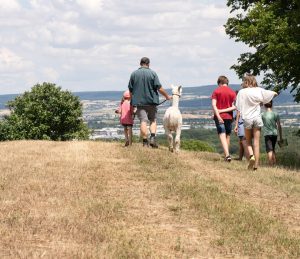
{"left": 248, "top": 155, "right": 255, "bottom": 170}
{"left": 225, "top": 155, "right": 232, "bottom": 162}
{"left": 149, "top": 136, "right": 158, "bottom": 148}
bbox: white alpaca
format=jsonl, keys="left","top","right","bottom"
{"left": 163, "top": 85, "right": 182, "bottom": 153}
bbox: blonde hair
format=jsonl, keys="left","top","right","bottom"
{"left": 242, "top": 74, "right": 258, "bottom": 88}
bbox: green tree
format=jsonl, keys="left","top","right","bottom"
{"left": 0, "top": 82, "right": 89, "bottom": 140}
{"left": 225, "top": 0, "right": 300, "bottom": 101}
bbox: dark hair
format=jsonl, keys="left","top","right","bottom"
{"left": 140, "top": 57, "right": 150, "bottom": 66}
{"left": 217, "top": 76, "right": 229, "bottom": 85}
{"left": 264, "top": 100, "right": 273, "bottom": 108}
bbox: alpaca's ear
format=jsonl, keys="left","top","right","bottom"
{"left": 178, "top": 85, "right": 182, "bottom": 93}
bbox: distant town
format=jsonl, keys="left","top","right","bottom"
{"left": 82, "top": 98, "right": 300, "bottom": 140}
{"left": 1, "top": 86, "right": 299, "bottom": 140}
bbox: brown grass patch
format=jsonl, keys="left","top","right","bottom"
{"left": 0, "top": 141, "right": 299, "bottom": 258}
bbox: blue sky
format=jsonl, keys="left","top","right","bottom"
{"left": 0, "top": 0, "right": 249, "bottom": 94}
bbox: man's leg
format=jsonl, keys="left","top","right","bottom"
{"left": 149, "top": 120, "right": 158, "bottom": 148}
{"left": 149, "top": 120, "right": 157, "bottom": 135}
{"left": 148, "top": 106, "right": 158, "bottom": 148}
{"left": 137, "top": 106, "right": 149, "bottom": 146}
{"left": 140, "top": 121, "right": 149, "bottom": 146}
{"left": 140, "top": 121, "right": 148, "bottom": 139}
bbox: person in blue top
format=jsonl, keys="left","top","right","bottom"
{"left": 128, "top": 57, "right": 171, "bottom": 148}
{"left": 234, "top": 90, "right": 249, "bottom": 160}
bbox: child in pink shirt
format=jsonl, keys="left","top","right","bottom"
{"left": 116, "top": 90, "right": 134, "bottom": 146}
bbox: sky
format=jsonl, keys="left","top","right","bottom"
{"left": 0, "top": 0, "right": 250, "bottom": 94}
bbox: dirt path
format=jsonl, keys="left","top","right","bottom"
{"left": 93, "top": 142, "right": 224, "bottom": 258}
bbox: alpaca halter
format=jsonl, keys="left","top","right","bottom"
{"left": 172, "top": 93, "right": 181, "bottom": 97}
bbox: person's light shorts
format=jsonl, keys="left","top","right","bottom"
{"left": 243, "top": 116, "right": 263, "bottom": 129}
{"left": 136, "top": 105, "right": 157, "bottom": 123}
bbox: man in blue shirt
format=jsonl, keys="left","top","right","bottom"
{"left": 128, "top": 57, "right": 171, "bottom": 148}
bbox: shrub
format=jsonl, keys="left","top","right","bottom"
{"left": 0, "top": 82, "right": 89, "bottom": 141}
{"left": 180, "top": 139, "right": 215, "bottom": 152}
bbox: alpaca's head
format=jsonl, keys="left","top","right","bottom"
{"left": 171, "top": 85, "right": 182, "bottom": 97}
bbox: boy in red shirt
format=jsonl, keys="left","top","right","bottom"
{"left": 211, "top": 76, "right": 236, "bottom": 162}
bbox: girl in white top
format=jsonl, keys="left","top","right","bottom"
{"left": 236, "top": 74, "right": 277, "bottom": 170}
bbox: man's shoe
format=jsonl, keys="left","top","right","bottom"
{"left": 142, "top": 139, "right": 149, "bottom": 147}
{"left": 149, "top": 136, "right": 158, "bottom": 148}
{"left": 248, "top": 155, "right": 255, "bottom": 170}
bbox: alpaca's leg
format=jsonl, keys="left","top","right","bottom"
{"left": 166, "top": 128, "right": 174, "bottom": 152}
{"left": 175, "top": 126, "right": 182, "bottom": 153}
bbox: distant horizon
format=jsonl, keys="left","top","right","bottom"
{"left": 0, "top": 83, "right": 244, "bottom": 96}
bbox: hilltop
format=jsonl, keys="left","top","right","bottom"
{"left": 0, "top": 141, "right": 299, "bottom": 258}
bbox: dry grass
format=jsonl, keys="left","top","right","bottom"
{"left": 0, "top": 141, "right": 299, "bottom": 258}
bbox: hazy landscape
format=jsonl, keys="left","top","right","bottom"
{"left": 1, "top": 85, "right": 299, "bottom": 141}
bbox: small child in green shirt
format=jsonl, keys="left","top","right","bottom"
{"left": 261, "top": 101, "right": 283, "bottom": 166}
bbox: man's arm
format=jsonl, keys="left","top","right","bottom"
{"left": 212, "top": 99, "right": 224, "bottom": 123}
{"left": 158, "top": 87, "right": 172, "bottom": 100}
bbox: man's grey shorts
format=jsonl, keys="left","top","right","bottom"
{"left": 243, "top": 116, "right": 264, "bottom": 129}
{"left": 136, "top": 105, "right": 158, "bottom": 123}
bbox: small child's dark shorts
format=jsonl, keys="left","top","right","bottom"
{"left": 122, "top": 124, "right": 133, "bottom": 129}
{"left": 264, "top": 135, "right": 277, "bottom": 152}
{"left": 214, "top": 118, "right": 233, "bottom": 135}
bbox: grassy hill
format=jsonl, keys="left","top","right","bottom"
{"left": 0, "top": 141, "right": 299, "bottom": 258}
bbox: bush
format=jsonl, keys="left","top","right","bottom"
{"left": 180, "top": 139, "right": 215, "bottom": 152}
{"left": 276, "top": 152, "right": 300, "bottom": 169}
{"left": 0, "top": 82, "right": 89, "bottom": 141}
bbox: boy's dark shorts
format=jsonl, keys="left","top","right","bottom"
{"left": 122, "top": 124, "right": 133, "bottom": 129}
{"left": 214, "top": 118, "right": 233, "bottom": 135}
{"left": 239, "top": 136, "right": 246, "bottom": 141}
{"left": 265, "top": 135, "right": 277, "bottom": 152}
{"left": 136, "top": 105, "right": 157, "bottom": 123}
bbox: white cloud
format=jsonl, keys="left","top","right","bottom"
{"left": 0, "top": 0, "right": 20, "bottom": 13}
{"left": 76, "top": 0, "right": 103, "bottom": 15}
{"left": 0, "top": 0, "right": 249, "bottom": 94}
{"left": 42, "top": 67, "right": 59, "bottom": 82}
{"left": 0, "top": 48, "right": 33, "bottom": 73}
